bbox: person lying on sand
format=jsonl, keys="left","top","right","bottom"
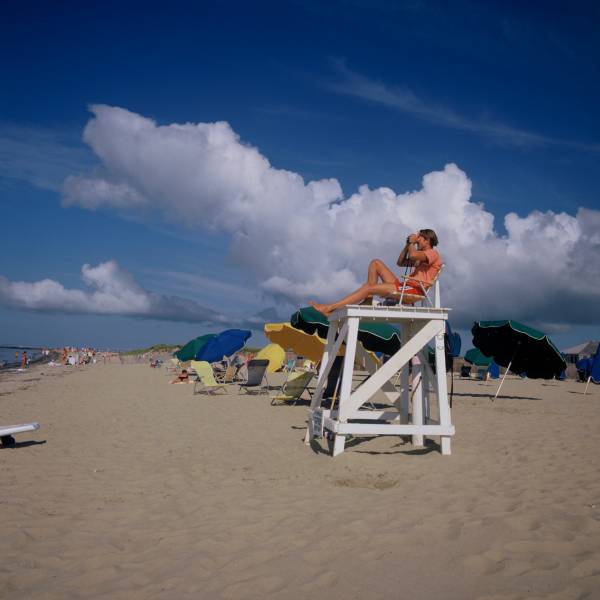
{"left": 170, "top": 369, "right": 193, "bottom": 384}
{"left": 309, "top": 228, "right": 441, "bottom": 316}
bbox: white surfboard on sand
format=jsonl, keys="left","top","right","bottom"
{"left": 0, "top": 422, "right": 40, "bottom": 445}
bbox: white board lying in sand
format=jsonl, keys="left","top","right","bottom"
{"left": 0, "top": 422, "right": 40, "bottom": 437}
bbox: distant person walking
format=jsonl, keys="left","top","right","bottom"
{"left": 20, "top": 351, "right": 28, "bottom": 369}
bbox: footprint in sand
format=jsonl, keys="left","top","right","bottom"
{"left": 444, "top": 518, "right": 464, "bottom": 540}
{"left": 221, "top": 575, "right": 286, "bottom": 599}
{"left": 504, "top": 540, "right": 581, "bottom": 557}
{"left": 462, "top": 554, "right": 506, "bottom": 575}
{"left": 529, "top": 554, "right": 560, "bottom": 571}
{"left": 571, "top": 556, "right": 600, "bottom": 578}
{"left": 333, "top": 475, "right": 398, "bottom": 490}
{"left": 475, "top": 594, "right": 520, "bottom": 600}
{"left": 301, "top": 570, "right": 339, "bottom": 591}
{"left": 503, "top": 515, "right": 542, "bottom": 532}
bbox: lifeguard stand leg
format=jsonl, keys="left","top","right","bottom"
{"left": 434, "top": 323, "right": 452, "bottom": 455}
{"left": 304, "top": 320, "right": 339, "bottom": 444}
{"left": 411, "top": 356, "right": 424, "bottom": 447}
{"left": 398, "top": 323, "right": 411, "bottom": 424}
{"left": 331, "top": 316, "right": 359, "bottom": 457}
{"left": 399, "top": 367, "right": 409, "bottom": 423}
{"left": 421, "top": 351, "right": 431, "bottom": 423}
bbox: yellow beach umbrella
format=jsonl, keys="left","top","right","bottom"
{"left": 264, "top": 322, "right": 331, "bottom": 364}
{"left": 255, "top": 342, "right": 286, "bottom": 373}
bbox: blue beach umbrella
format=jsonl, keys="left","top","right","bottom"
{"left": 194, "top": 329, "right": 252, "bottom": 363}
{"left": 584, "top": 344, "right": 600, "bottom": 394}
{"left": 576, "top": 357, "right": 592, "bottom": 382}
{"left": 488, "top": 361, "right": 500, "bottom": 379}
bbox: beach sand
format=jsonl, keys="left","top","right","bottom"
{"left": 1, "top": 363, "right": 600, "bottom": 599}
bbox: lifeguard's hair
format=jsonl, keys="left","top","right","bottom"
{"left": 419, "top": 229, "right": 439, "bottom": 247}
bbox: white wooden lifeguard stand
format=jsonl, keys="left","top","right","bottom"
{"left": 305, "top": 283, "right": 454, "bottom": 456}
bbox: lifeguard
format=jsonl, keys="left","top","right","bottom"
{"left": 309, "top": 229, "right": 441, "bottom": 316}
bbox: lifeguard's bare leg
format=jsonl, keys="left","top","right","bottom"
{"left": 310, "top": 282, "right": 397, "bottom": 316}
{"left": 310, "top": 259, "right": 398, "bottom": 315}
{"left": 368, "top": 259, "right": 397, "bottom": 286}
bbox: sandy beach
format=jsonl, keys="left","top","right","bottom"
{"left": 2, "top": 363, "right": 600, "bottom": 599}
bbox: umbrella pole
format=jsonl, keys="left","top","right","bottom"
{"left": 493, "top": 343, "right": 521, "bottom": 401}
{"left": 584, "top": 375, "right": 591, "bottom": 395}
{"left": 493, "top": 361, "right": 511, "bottom": 400}
{"left": 329, "top": 374, "right": 342, "bottom": 411}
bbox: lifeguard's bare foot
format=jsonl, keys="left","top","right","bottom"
{"left": 308, "top": 301, "right": 332, "bottom": 316}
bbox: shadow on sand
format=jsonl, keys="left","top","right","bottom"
{"left": 1, "top": 439, "right": 47, "bottom": 449}
{"left": 307, "top": 433, "right": 439, "bottom": 456}
{"left": 452, "top": 392, "right": 542, "bottom": 401}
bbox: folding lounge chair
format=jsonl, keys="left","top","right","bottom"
{"left": 215, "top": 364, "right": 236, "bottom": 384}
{"left": 191, "top": 361, "right": 228, "bottom": 395}
{"left": 270, "top": 371, "right": 314, "bottom": 405}
{"left": 165, "top": 358, "right": 180, "bottom": 375}
{"left": 379, "top": 264, "right": 445, "bottom": 307}
{"left": 1, "top": 422, "right": 40, "bottom": 447}
{"left": 238, "top": 359, "right": 269, "bottom": 394}
{"left": 280, "top": 359, "right": 297, "bottom": 387}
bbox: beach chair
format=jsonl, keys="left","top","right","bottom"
{"left": 278, "top": 358, "right": 297, "bottom": 388}
{"left": 165, "top": 357, "right": 180, "bottom": 375}
{"left": 460, "top": 365, "right": 472, "bottom": 378}
{"left": 238, "top": 359, "right": 269, "bottom": 394}
{"left": 1, "top": 422, "right": 40, "bottom": 447}
{"left": 270, "top": 371, "right": 314, "bottom": 405}
{"left": 378, "top": 264, "right": 445, "bottom": 307}
{"left": 191, "top": 361, "right": 228, "bottom": 395}
{"left": 215, "top": 364, "right": 236, "bottom": 384}
{"left": 475, "top": 367, "right": 488, "bottom": 381}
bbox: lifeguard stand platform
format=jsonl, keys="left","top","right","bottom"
{"left": 305, "top": 284, "right": 454, "bottom": 456}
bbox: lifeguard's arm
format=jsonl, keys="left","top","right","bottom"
{"left": 397, "top": 241, "right": 411, "bottom": 267}
{"left": 397, "top": 241, "right": 429, "bottom": 266}
{"left": 404, "top": 248, "right": 430, "bottom": 263}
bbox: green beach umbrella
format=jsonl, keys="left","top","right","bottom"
{"left": 174, "top": 334, "right": 216, "bottom": 362}
{"left": 291, "top": 306, "right": 401, "bottom": 355}
{"left": 471, "top": 320, "right": 567, "bottom": 400}
{"left": 464, "top": 348, "right": 492, "bottom": 367}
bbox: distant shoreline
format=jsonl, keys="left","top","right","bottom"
{"left": 0, "top": 349, "right": 57, "bottom": 371}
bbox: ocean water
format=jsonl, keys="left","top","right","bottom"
{"left": 0, "top": 346, "right": 43, "bottom": 368}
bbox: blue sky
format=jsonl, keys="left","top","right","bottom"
{"left": 1, "top": 0, "right": 599, "bottom": 350}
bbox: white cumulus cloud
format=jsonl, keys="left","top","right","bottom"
{"left": 0, "top": 261, "right": 226, "bottom": 324}
{"left": 61, "top": 105, "right": 600, "bottom": 329}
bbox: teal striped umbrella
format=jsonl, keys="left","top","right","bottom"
{"left": 464, "top": 348, "right": 492, "bottom": 367}
{"left": 174, "top": 334, "right": 216, "bottom": 362}
{"left": 291, "top": 306, "right": 401, "bottom": 355}
{"left": 471, "top": 320, "right": 566, "bottom": 379}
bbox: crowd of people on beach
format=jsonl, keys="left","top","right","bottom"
{"left": 57, "top": 347, "right": 96, "bottom": 366}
